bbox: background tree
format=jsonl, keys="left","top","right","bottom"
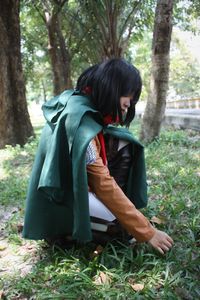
{"left": 21, "top": 0, "right": 156, "bottom": 99}
{"left": 132, "top": 32, "right": 152, "bottom": 100}
{"left": 20, "top": 3, "right": 53, "bottom": 102}
{"left": 187, "top": 0, "right": 200, "bottom": 18}
{"left": 133, "top": 29, "right": 200, "bottom": 101}
{"left": 169, "top": 30, "right": 200, "bottom": 99}
{"left": 140, "top": 0, "right": 174, "bottom": 143}
{"left": 20, "top": 0, "right": 199, "bottom": 107}
{"left": 33, "top": 0, "right": 72, "bottom": 95}
{"left": 0, "top": 0, "right": 33, "bottom": 149}
{"left": 75, "top": 0, "right": 156, "bottom": 62}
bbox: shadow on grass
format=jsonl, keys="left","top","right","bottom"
{"left": 2, "top": 239, "right": 200, "bottom": 299}
{"left": 0, "top": 124, "right": 43, "bottom": 207}
{"left": 0, "top": 124, "right": 200, "bottom": 299}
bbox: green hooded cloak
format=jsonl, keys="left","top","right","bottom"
{"left": 23, "top": 90, "right": 148, "bottom": 242}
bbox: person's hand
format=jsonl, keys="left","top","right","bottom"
{"left": 148, "top": 229, "right": 174, "bottom": 254}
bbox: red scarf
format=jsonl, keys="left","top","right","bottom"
{"left": 82, "top": 86, "right": 119, "bottom": 165}
{"left": 97, "top": 115, "right": 119, "bottom": 165}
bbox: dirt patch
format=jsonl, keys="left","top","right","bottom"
{"left": 0, "top": 205, "right": 39, "bottom": 278}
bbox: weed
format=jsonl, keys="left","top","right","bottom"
{"left": 0, "top": 121, "right": 199, "bottom": 299}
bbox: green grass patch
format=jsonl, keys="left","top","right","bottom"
{"left": 0, "top": 121, "right": 200, "bottom": 299}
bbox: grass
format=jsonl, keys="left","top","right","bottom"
{"left": 0, "top": 117, "right": 200, "bottom": 299}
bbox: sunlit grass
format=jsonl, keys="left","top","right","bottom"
{"left": 0, "top": 117, "right": 200, "bottom": 299}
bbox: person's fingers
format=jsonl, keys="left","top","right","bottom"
{"left": 163, "top": 240, "right": 173, "bottom": 248}
{"left": 166, "top": 235, "right": 174, "bottom": 244}
{"left": 159, "top": 232, "right": 174, "bottom": 246}
{"left": 157, "top": 246, "right": 165, "bottom": 255}
{"left": 160, "top": 244, "right": 170, "bottom": 252}
{"left": 148, "top": 230, "right": 174, "bottom": 254}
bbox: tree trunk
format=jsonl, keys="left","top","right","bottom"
{"left": 45, "top": 12, "right": 72, "bottom": 95}
{"left": 0, "top": 0, "right": 34, "bottom": 149}
{"left": 140, "top": 0, "right": 174, "bottom": 143}
{"left": 102, "top": 1, "right": 122, "bottom": 59}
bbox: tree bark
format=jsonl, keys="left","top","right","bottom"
{"left": 45, "top": 11, "right": 72, "bottom": 95}
{"left": 140, "top": 0, "right": 174, "bottom": 143}
{"left": 0, "top": 0, "right": 34, "bottom": 149}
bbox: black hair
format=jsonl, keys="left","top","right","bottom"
{"left": 76, "top": 58, "right": 142, "bottom": 126}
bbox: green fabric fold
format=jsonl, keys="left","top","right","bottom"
{"left": 23, "top": 90, "right": 148, "bottom": 242}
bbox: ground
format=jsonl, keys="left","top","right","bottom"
{"left": 0, "top": 205, "right": 39, "bottom": 278}
{"left": 0, "top": 107, "right": 200, "bottom": 299}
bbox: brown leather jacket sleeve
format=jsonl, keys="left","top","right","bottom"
{"left": 86, "top": 137, "right": 156, "bottom": 242}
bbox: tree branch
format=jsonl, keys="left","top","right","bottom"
{"left": 118, "top": 0, "right": 142, "bottom": 44}
{"left": 32, "top": 1, "right": 46, "bottom": 23}
{"left": 89, "top": 0, "right": 108, "bottom": 45}
{"left": 52, "top": 0, "right": 68, "bottom": 15}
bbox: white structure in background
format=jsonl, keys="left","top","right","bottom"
{"left": 166, "top": 98, "right": 200, "bottom": 109}
{"left": 167, "top": 27, "right": 200, "bottom": 109}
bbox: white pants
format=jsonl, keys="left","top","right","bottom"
{"left": 88, "top": 192, "right": 136, "bottom": 243}
{"left": 88, "top": 192, "right": 116, "bottom": 222}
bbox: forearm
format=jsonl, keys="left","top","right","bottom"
{"left": 86, "top": 138, "right": 155, "bottom": 242}
{"left": 88, "top": 170, "right": 155, "bottom": 241}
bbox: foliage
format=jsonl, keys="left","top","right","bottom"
{"left": 20, "top": 2, "right": 53, "bottom": 102}
{"left": 131, "top": 32, "right": 152, "bottom": 100}
{"left": 173, "top": 0, "right": 200, "bottom": 33}
{"left": 169, "top": 30, "right": 200, "bottom": 99}
{"left": 0, "top": 118, "right": 199, "bottom": 299}
{"left": 72, "top": 0, "right": 156, "bottom": 62}
{"left": 186, "top": 0, "right": 200, "bottom": 19}
{"left": 20, "top": 0, "right": 200, "bottom": 102}
{"left": 20, "top": 0, "right": 157, "bottom": 99}
{"left": 131, "top": 28, "right": 200, "bottom": 101}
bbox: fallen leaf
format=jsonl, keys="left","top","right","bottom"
{"left": 90, "top": 245, "right": 104, "bottom": 258}
{"left": 17, "top": 223, "right": 24, "bottom": 233}
{"left": 94, "top": 271, "right": 111, "bottom": 285}
{"left": 155, "top": 283, "right": 163, "bottom": 290}
{"left": 0, "top": 245, "right": 6, "bottom": 251}
{"left": 130, "top": 283, "right": 144, "bottom": 291}
{"left": 150, "top": 216, "right": 165, "bottom": 225}
{"left": 175, "top": 287, "right": 193, "bottom": 300}
{"left": 96, "top": 245, "right": 104, "bottom": 253}
{"left": 0, "top": 290, "right": 5, "bottom": 299}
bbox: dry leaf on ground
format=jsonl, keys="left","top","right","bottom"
{"left": 150, "top": 216, "right": 165, "bottom": 224}
{"left": 90, "top": 245, "right": 104, "bottom": 258}
{"left": 130, "top": 283, "right": 144, "bottom": 291}
{"left": 0, "top": 244, "right": 7, "bottom": 251}
{"left": 94, "top": 271, "right": 111, "bottom": 285}
{"left": 0, "top": 290, "right": 5, "bottom": 299}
